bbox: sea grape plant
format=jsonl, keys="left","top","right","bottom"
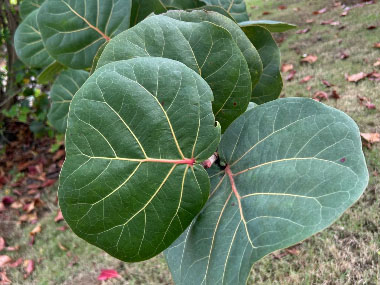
{"left": 14, "top": 1, "right": 369, "bottom": 284}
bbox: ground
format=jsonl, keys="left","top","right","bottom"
{"left": 0, "top": 0, "right": 379, "bottom": 284}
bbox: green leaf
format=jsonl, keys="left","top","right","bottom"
{"left": 59, "top": 57, "right": 221, "bottom": 262}
{"left": 90, "top": 41, "right": 108, "bottom": 75}
{"left": 97, "top": 14, "right": 252, "bottom": 132}
{"left": 37, "top": 61, "right": 65, "bottom": 84}
{"left": 37, "top": 0, "right": 132, "bottom": 69}
{"left": 200, "top": 0, "right": 249, "bottom": 22}
{"left": 239, "top": 20, "right": 297, "bottom": 33}
{"left": 19, "top": 0, "right": 45, "bottom": 19}
{"left": 165, "top": 98, "right": 368, "bottom": 285}
{"left": 191, "top": 5, "right": 235, "bottom": 21}
{"left": 47, "top": 69, "right": 89, "bottom": 133}
{"left": 160, "top": 0, "right": 203, "bottom": 9}
{"left": 14, "top": 10, "right": 54, "bottom": 68}
{"left": 165, "top": 10, "right": 263, "bottom": 96}
{"left": 130, "top": 0, "right": 167, "bottom": 26}
{"left": 241, "top": 26, "right": 282, "bottom": 104}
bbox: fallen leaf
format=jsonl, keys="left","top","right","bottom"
{"left": 300, "top": 75, "right": 313, "bottom": 83}
{"left": 8, "top": 258, "right": 23, "bottom": 268}
{"left": 321, "top": 19, "right": 334, "bottom": 25}
{"left": 374, "top": 58, "right": 380, "bottom": 67}
{"left": 365, "top": 102, "right": 376, "bottom": 109}
{"left": 305, "top": 19, "right": 315, "bottom": 23}
{"left": 313, "top": 91, "right": 329, "bottom": 101}
{"left": 5, "top": 246, "right": 19, "bottom": 252}
{"left": 23, "top": 260, "right": 34, "bottom": 278}
{"left": 361, "top": 133, "right": 380, "bottom": 143}
{"left": 10, "top": 201, "right": 23, "bottom": 209}
{"left": 262, "top": 11, "right": 271, "bottom": 15}
{"left": 1, "top": 197, "right": 14, "bottom": 206}
{"left": 346, "top": 72, "right": 367, "bottom": 82}
{"left": 281, "top": 63, "right": 294, "bottom": 73}
{"left": 58, "top": 242, "right": 68, "bottom": 251}
{"left": 322, "top": 80, "right": 333, "bottom": 87}
{"left": 30, "top": 224, "right": 42, "bottom": 236}
{"left": 313, "top": 7, "right": 327, "bottom": 14}
{"left": 374, "top": 42, "right": 380, "bottom": 48}
{"left": 57, "top": 226, "right": 67, "bottom": 231}
{"left": 340, "top": 51, "right": 349, "bottom": 59}
{"left": 53, "top": 149, "right": 65, "bottom": 161}
{"left": 293, "top": 7, "right": 301, "bottom": 11}
{"left": 41, "top": 179, "right": 56, "bottom": 188}
{"left": 0, "top": 237, "right": 4, "bottom": 251}
{"left": 97, "top": 269, "right": 121, "bottom": 281}
{"left": 0, "top": 271, "right": 11, "bottom": 284}
{"left": 301, "top": 55, "right": 318, "bottom": 64}
{"left": 367, "top": 72, "right": 380, "bottom": 80}
{"left": 55, "top": 210, "right": 64, "bottom": 222}
{"left": 278, "top": 5, "right": 287, "bottom": 10}
{"left": 285, "top": 247, "right": 300, "bottom": 255}
{"left": 341, "top": 9, "right": 349, "bottom": 16}
{"left": 286, "top": 70, "right": 296, "bottom": 81}
{"left": 296, "top": 28, "right": 310, "bottom": 34}
{"left": 367, "top": 25, "right": 377, "bottom": 30}
{"left": 0, "top": 256, "right": 11, "bottom": 267}
{"left": 18, "top": 212, "right": 38, "bottom": 223}
{"left": 330, "top": 21, "right": 340, "bottom": 26}
{"left": 330, "top": 90, "right": 341, "bottom": 99}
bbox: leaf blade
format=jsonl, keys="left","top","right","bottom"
{"left": 165, "top": 98, "right": 368, "bottom": 284}
{"left": 59, "top": 57, "right": 220, "bottom": 262}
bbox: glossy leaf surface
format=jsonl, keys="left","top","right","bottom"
{"left": 161, "top": 0, "right": 203, "bottom": 9}
{"left": 200, "top": 0, "right": 249, "bottom": 22}
{"left": 165, "top": 98, "right": 368, "bottom": 285}
{"left": 59, "top": 57, "right": 221, "bottom": 262}
{"left": 130, "top": 0, "right": 167, "bottom": 26}
{"left": 164, "top": 10, "right": 263, "bottom": 94}
{"left": 37, "top": 61, "right": 65, "bottom": 84}
{"left": 242, "top": 26, "right": 282, "bottom": 104}
{"left": 14, "top": 10, "right": 54, "bottom": 68}
{"left": 97, "top": 14, "right": 251, "bottom": 132}
{"left": 19, "top": 0, "right": 45, "bottom": 19}
{"left": 239, "top": 20, "right": 297, "bottom": 32}
{"left": 37, "top": 0, "right": 132, "bottom": 69}
{"left": 48, "top": 69, "right": 89, "bottom": 133}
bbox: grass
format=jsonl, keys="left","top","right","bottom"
{"left": 2, "top": 0, "right": 380, "bottom": 284}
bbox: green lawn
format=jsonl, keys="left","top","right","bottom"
{"left": 1, "top": 0, "right": 379, "bottom": 284}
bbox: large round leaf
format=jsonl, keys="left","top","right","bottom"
{"left": 59, "top": 57, "right": 221, "bottom": 262}
{"left": 14, "top": 10, "right": 54, "bottom": 68}
{"left": 164, "top": 10, "right": 263, "bottom": 94}
{"left": 19, "top": 0, "right": 45, "bottom": 19}
{"left": 37, "top": 0, "right": 132, "bottom": 69}
{"left": 242, "top": 25, "right": 283, "bottom": 104}
{"left": 200, "top": 0, "right": 249, "bottom": 22}
{"left": 97, "top": 14, "right": 252, "bottom": 132}
{"left": 165, "top": 98, "right": 368, "bottom": 284}
{"left": 47, "top": 69, "right": 89, "bottom": 133}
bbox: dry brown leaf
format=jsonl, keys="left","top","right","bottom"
{"left": 313, "top": 91, "right": 329, "bottom": 101}
{"left": 341, "top": 10, "right": 349, "bottom": 16}
{"left": 8, "top": 258, "right": 23, "bottom": 268}
{"left": 0, "top": 256, "right": 12, "bottom": 267}
{"left": 296, "top": 28, "right": 310, "bottom": 34}
{"left": 0, "top": 271, "right": 11, "bottom": 284}
{"left": 301, "top": 55, "right": 318, "bottom": 64}
{"left": 286, "top": 70, "right": 296, "bottom": 81}
{"left": 54, "top": 210, "right": 64, "bottom": 222}
{"left": 322, "top": 80, "right": 333, "bottom": 87}
{"left": 0, "top": 237, "right": 5, "bottom": 251}
{"left": 360, "top": 133, "right": 380, "bottom": 144}
{"left": 313, "top": 7, "right": 327, "bottom": 14}
{"left": 330, "top": 90, "right": 341, "bottom": 99}
{"left": 281, "top": 63, "right": 294, "bottom": 73}
{"left": 30, "top": 225, "right": 42, "bottom": 236}
{"left": 300, "top": 75, "right": 313, "bottom": 83}
{"left": 374, "top": 42, "right": 380, "bottom": 48}
{"left": 367, "top": 25, "right": 377, "bottom": 30}
{"left": 340, "top": 51, "right": 349, "bottom": 59}
{"left": 58, "top": 242, "right": 68, "bottom": 251}
{"left": 374, "top": 58, "right": 380, "bottom": 67}
{"left": 278, "top": 5, "right": 287, "bottom": 10}
{"left": 346, "top": 72, "right": 367, "bottom": 82}
{"left": 23, "top": 259, "right": 34, "bottom": 278}
{"left": 262, "top": 11, "right": 271, "bottom": 15}
{"left": 305, "top": 19, "right": 315, "bottom": 23}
